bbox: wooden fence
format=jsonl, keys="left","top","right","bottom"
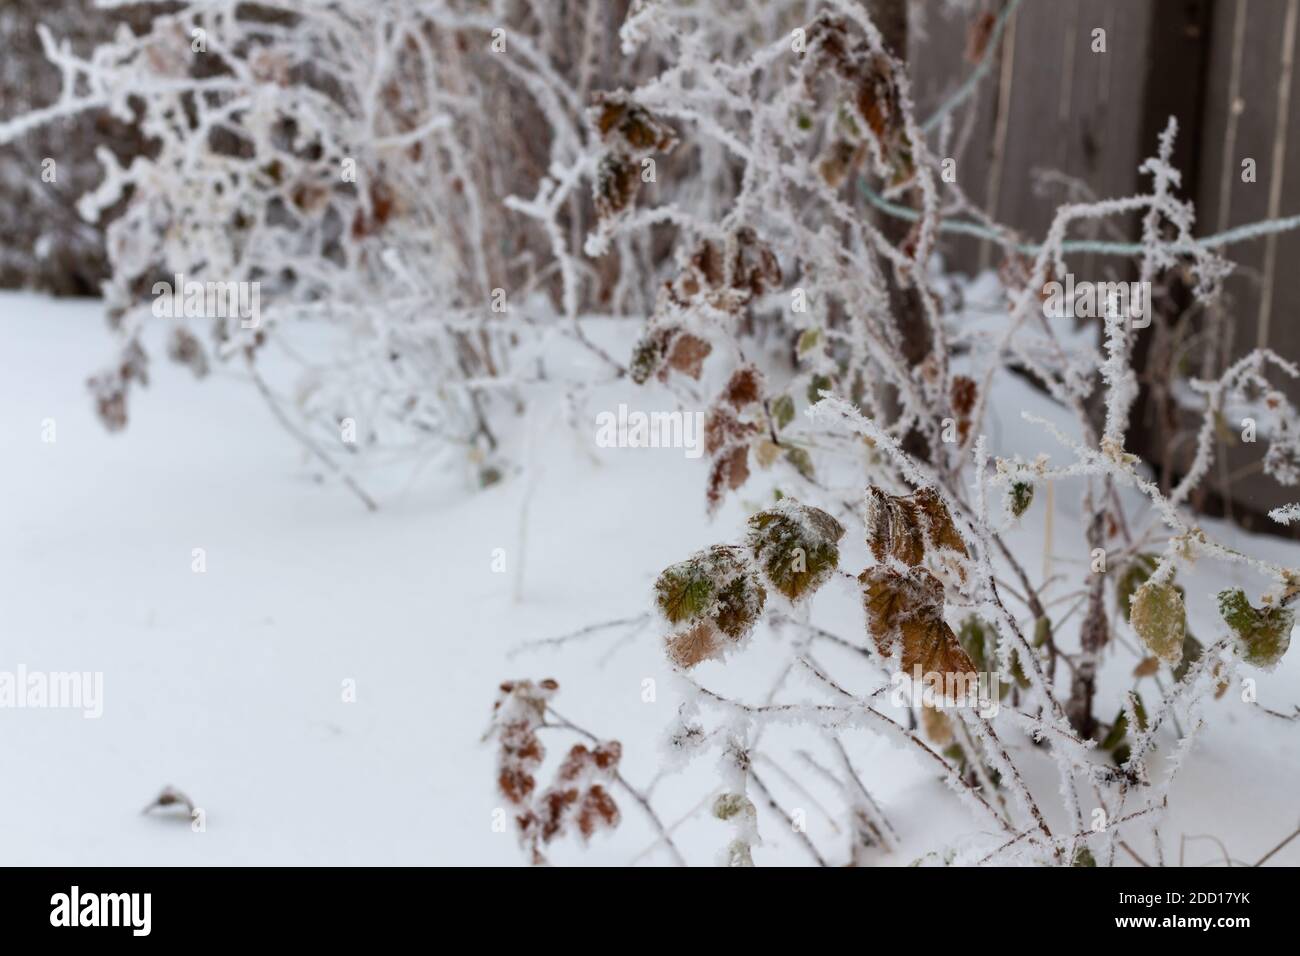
{"left": 908, "top": 0, "right": 1300, "bottom": 528}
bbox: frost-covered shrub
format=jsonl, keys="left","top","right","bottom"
{"left": 4, "top": 0, "right": 730, "bottom": 493}
{"left": 6, "top": 1, "right": 942, "bottom": 498}
{"left": 527, "top": 2, "right": 1300, "bottom": 866}
{"left": 10, "top": 1, "right": 1300, "bottom": 865}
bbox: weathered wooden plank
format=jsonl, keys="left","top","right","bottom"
{"left": 909, "top": 0, "right": 1153, "bottom": 279}
{"left": 1191, "top": 0, "right": 1300, "bottom": 526}
{"left": 907, "top": 0, "right": 1002, "bottom": 273}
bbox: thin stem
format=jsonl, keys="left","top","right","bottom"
{"left": 245, "top": 355, "right": 379, "bottom": 512}
{"left": 749, "top": 768, "right": 829, "bottom": 867}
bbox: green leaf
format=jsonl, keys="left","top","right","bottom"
{"left": 654, "top": 558, "right": 716, "bottom": 626}
{"left": 712, "top": 793, "right": 755, "bottom": 821}
{"left": 784, "top": 446, "right": 815, "bottom": 480}
{"left": 629, "top": 330, "right": 667, "bottom": 384}
{"left": 1172, "top": 633, "right": 1203, "bottom": 683}
{"left": 797, "top": 328, "right": 822, "bottom": 355}
{"left": 1009, "top": 649, "right": 1031, "bottom": 690}
{"left": 1073, "top": 846, "right": 1097, "bottom": 867}
{"left": 654, "top": 545, "right": 766, "bottom": 629}
{"left": 771, "top": 394, "right": 796, "bottom": 430}
{"left": 958, "top": 616, "right": 990, "bottom": 672}
{"left": 746, "top": 499, "right": 844, "bottom": 603}
{"left": 806, "top": 373, "right": 833, "bottom": 405}
{"left": 1098, "top": 718, "right": 1126, "bottom": 752}
{"left": 957, "top": 615, "right": 1017, "bottom": 698}
{"left": 1116, "top": 554, "right": 1159, "bottom": 619}
{"left": 1130, "top": 580, "right": 1186, "bottom": 666}
{"left": 654, "top": 546, "right": 767, "bottom": 669}
{"left": 1008, "top": 481, "right": 1034, "bottom": 518}
{"left": 1217, "top": 589, "right": 1294, "bottom": 669}
{"left": 1101, "top": 695, "right": 1147, "bottom": 765}
{"left": 1033, "top": 616, "right": 1051, "bottom": 648}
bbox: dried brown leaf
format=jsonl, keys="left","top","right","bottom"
{"left": 706, "top": 445, "right": 751, "bottom": 514}
{"left": 666, "top": 620, "right": 725, "bottom": 669}
{"left": 723, "top": 364, "right": 764, "bottom": 408}
{"left": 920, "top": 704, "right": 954, "bottom": 746}
{"left": 861, "top": 566, "right": 975, "bottom": 682}
{"left": 594, "top": 154, "right": 641, "bottom": 220}
{"left": 965, "top": 11, "right": 997, "bottom": 63}
{"left": 1133, "top": 657, "right": 1161, "bottom": 678}
{"left": 664, "top": 331, "right": 712, "bottom": 380}
{"left": 865, "top": 486, "right": 968, "bottom": 570}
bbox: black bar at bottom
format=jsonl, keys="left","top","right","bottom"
{"left": 0, "top": 865, "right": 1286, "bottom": 940}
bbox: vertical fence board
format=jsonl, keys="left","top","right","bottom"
{"left": 1192, "top": 0, "right": 1300, "bottom": 523}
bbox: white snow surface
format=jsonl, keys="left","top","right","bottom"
{"left": 2, "top": 290, "right": 1299, "bottom": 866}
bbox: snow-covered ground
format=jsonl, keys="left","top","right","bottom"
{"left": 2, "top": 290, "right": 1298, "bottom": 866}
